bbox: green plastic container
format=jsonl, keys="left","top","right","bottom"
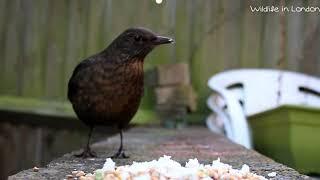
{"left": 249, "top": 105, "right": 320, "bottom": 174}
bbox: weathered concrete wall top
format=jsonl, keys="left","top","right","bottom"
{"left": 10, "top": 127, "right": 308, "bottom": 179}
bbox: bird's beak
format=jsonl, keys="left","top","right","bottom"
{"left": 153, "top": 36, "right": 174, "bottom": 45}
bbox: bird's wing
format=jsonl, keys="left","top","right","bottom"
{"left": 67, "top": 59, "right": 93, "bottom": 101}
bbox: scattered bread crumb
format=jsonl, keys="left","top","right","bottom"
{"left": 68, "top": 155, "right": 269, "bottom": 180}
{"left": 32, "top": 167, "right": 39, "bottom": 172}
{"left": 268, "top": 172, "right": 277, "bottom": 177}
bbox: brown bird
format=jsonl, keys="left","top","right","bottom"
{"left": 68, "top": 27, "right": 173, "bottom": 158}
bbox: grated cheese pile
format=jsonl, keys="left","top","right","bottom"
{"left": 75, "top": 155, "right": 268, "bottom": 180}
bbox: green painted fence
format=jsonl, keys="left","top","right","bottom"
{"left": 0, "top": 0, "right": 320, "bottom": 116}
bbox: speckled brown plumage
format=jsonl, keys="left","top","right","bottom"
{"left": 67, "top": 27, "right": 173, "bottom": 158}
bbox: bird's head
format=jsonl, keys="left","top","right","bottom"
{"left": 107, "top": 27, "right": 174, "bottom": 61}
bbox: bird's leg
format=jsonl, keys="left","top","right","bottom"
{"left": 111, "top": 129, "right": 129, "bottom": 159}
{"left": 74, "top": 126, "right": 97, "bottom": 158}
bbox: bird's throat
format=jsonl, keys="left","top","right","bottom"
{"left": 124, "top": 59, "right": 144, "bottom": 79}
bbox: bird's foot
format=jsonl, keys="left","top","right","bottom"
{"left": 74, "top": 148, "right": 97, "bottom": 158}
{"left": 110, "top": 150, "right": 129, "bottom": 159}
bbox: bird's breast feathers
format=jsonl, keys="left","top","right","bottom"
{"left": 70, "top": 59, "right": 144, "bottom": 115}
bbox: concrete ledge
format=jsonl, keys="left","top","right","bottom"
{"left": 10, "top": 127, "right": 309, "bottom": 179}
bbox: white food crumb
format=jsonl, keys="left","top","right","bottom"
{"left": 268, "top": 172, "right": 277, "bottom": 177}
{"left": 81, "top": 155, "right": 268, "bottom": 180}
{"left": 241, "top": 164, "right": 250, "bottom": 173}
{"left": 101, "top": 158, "right": 115, "bottom": 172}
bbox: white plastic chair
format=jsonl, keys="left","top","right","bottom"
{"left": 206, "top": 69, "right": 320, "bottom": 149}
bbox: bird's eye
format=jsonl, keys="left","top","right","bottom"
{"left": 134, "top": 35, "right": 142, "bottom": 42}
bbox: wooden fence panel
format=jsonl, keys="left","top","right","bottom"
{"left": 223, "top": 0, "right": 242, "bottom": 69}
{"left": 44, "top": 1, "right": 68, "bottom": 99}
{"left": 300, "top": 0, "right": 320, "bottom": 76}
{"left": 0, "top": 1, "right": 8, "bottom": 92}
{"left": 241, "top": 1, "right": 263, "bottom": 68}
{"left": 287, "top": 0, "right": 304, "bottom": 72}
{"left": 3, "top": 0, "right": 22, "bottom": 95}
{"left": 0, "top": 0, "right": 319, "bottom": 113}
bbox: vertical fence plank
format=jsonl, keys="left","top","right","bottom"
{"left": 240, "top": 1, "right": 263, "bottom": 67}
{"left": 111, "top": 1, "right": 129, "bottom": 34}
{"left": 315, "top": 1, "right": 320, "bottom": 77}
{"left": 223, "top": 0, "right": 242, "bottom": 68}
{"left": 258, "top": 13, "right": 267, "bottom": 68}
{"left": 197, "top": 0, "right": 218, "bottom": 111}
{"left": 148, "top": 0, "right": 163, "bottom": 32}
{"left": 206, "top": 0, "right": 224, "bottom": 75}
{"left": 102, "top": 0, "right": 113, "bottom": 43}
{"left": 188, "top": 0, "right": 204, "bottom": 90}
{"left": 262, "top": 0, "right": 280, "bottom": 68}
{"left": 44, "top": 1, "right": 68, "bottom": 99}
{"left": 18, "top": 0, "right": 44, "bottom": 97}
{"left": 216, "top": 0, "right": 226, "bottom": 70}
{"left": 64, "top": 0, "right": 89, "bottom": 100}
{"left": 86, "top": 0, "right": 105, "bottom": 55}
{"left": 144, "top": 0, "right": 171, "bottom": 70}
{"left": 300, "top": 0, "right": 320, "bottom": 76}
{"left": 287, "top": 0, "right": 304, "bottom": 72}
{"left": 65, "top": 0, "right": 79, "bottom": 77}
{"left": 186, "top": 0, "right": 196, "bottom": 68}
{"left": 37, "top": 0, "right": 50, "bottom": 99}
{"left": 0, "top": 0, "right": 8, "bottom": 93}
{"left": 3, "top": 0, "right": 22, "bottom": 95}
{"left": 35, "top": 0, "right": 50, "bottom": 98}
